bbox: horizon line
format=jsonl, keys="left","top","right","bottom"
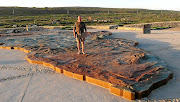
{"left": 0, "top": 6, "right": 180, "bottom": 12}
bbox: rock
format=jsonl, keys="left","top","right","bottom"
{"left": 0, "top": 30, "right": 173, "bottom": 99}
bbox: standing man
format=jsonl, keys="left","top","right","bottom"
{"left": 73, "top": 16, "right": 87, "bottom": 54}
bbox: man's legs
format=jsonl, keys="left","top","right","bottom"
{"left": 81, "top": 41, "right": 85, "bottom": 54}
{"left": 76, "top": 33, "right": 85, "bottom": 54}
{"left": 77, "top": 40, "right": 81, "bottom": 54}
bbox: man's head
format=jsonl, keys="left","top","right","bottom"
{"left": 78, "top": 16, "right": 81, "bottom": 22}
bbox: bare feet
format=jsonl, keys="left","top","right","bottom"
{"left": 77, "top": 52, "right": 85, "bottom": 54}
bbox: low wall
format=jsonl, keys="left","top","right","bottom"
{"left": 39, "top": 26, "right": 63, "bottom": 29}
{"left": 87, "top": 25, "right": 118, "bottom": 29}
{"left": 39, "top": 25, "right": 118, "bottom": 30}
{"left": 87, "top": 26, "right": 110, "bottom": 29}
{"left": 0, "top": 26, "right": 44, "bottom": 34}
{"left": 124, "top": 21, "right": 180, "bottom": 28}
{"left": 118, "top": 27, "right": 143, "bottom": 31}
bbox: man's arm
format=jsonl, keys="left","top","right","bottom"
{"left": 73, "top": 23, "right": 76, "bottom": 38}
{"left": 84, "top": 23, "right": 87, "bottom": 37}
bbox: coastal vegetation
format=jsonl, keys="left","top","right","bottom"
{"left": 0, "top": 7, "right": 180, "bottom": 28}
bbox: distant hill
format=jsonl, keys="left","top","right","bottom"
{"left": 0, "top": 7, "right": 179, "bottom": 16}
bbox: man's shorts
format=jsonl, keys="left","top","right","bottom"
{"left": 76, "top": 32, "right": 85, "bottom": 42}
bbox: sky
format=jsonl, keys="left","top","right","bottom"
{"left": 0, "top": 0, "right": 180, "bottom": 11}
